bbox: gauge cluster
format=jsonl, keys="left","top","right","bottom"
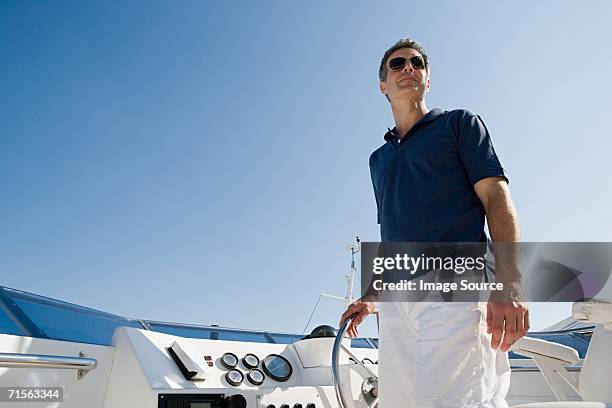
{"left": 219, "top": 352, "right": 292, "bottom": 387}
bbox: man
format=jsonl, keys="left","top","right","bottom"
{"left": 340, "top": 39, "right": 529, "bottom": 407}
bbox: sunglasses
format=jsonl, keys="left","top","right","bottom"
{"left": 388, "top": 55, "right": 426, "bottom": 72}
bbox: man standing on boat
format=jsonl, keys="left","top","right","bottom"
{"left": 340, "top": 39, "right": 529, "bottom": 407}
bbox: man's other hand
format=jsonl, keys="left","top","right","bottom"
{"left": 487, "top": 288, "right": 530, "bottom": 352}
{"left": 339, "top": 300, "right": 377, "bottom": 338}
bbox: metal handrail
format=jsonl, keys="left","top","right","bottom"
{"left": 0, "top": 352, "right": 97, "bottom": 379}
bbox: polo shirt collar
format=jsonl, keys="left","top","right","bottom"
{"left": 384, "top": 108, "right": 444, "bottom": 142}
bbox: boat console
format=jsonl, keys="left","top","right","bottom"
{"left": 102, "top": 324, "right": 378, "bottom": 408}
{"left": 0, "top": 285, "right": 603, "bottom": 407}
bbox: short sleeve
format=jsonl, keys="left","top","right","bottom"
{"left": 454, "top": 110, "right": 508, "bottom": 186}
{"left": 369, "top": 153, "right": 381, "bottom": 224}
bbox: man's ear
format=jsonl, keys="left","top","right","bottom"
{"left": 425, "top": 73, "right": 431, "bottom": 93}
{"left": 380, "top": 80, "right": 387, "bottom": 96}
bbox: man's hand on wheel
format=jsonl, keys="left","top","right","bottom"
{"left": 339, "top": 300, "right": 377, "bottom": 338}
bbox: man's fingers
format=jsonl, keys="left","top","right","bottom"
{"left": 340, "top": 301, "right": 375, "bottom": 338}
{"left": 339, "top": 303, "right": 361, "bottom": 326}
{"left": 353, "top": 313, "right": 365, "bottom": 327}
{"left": 487, "top": 300, "right": 530, "bottom": 351}
{"left": 490, "top": 309, "right": 504, "bottom": 350}
{"left": 339, "top": 306, "right": 355, "bottom": 325}
{"left": 347, "top": 323, "right": 358, "bottom": 338}
{"left": 501, "top": 313, "right": 518, "bottom": 352}
{"left": 515, "top": 311, "right": 524, "bottom": 335}
{"left": 513, "top": 313, "right": 525, "bottom": 344}
{"left": 486, "top": 302, "right": 493, "bottom": 334}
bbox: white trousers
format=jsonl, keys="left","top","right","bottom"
{"left": 378, "top": 301, "right": 511, "bottom": 408}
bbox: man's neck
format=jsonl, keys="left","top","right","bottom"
{"left": 391, "top": 98, "right": 429, "bottom": 139}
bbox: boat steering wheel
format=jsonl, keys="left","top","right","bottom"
{"left": 332, "top": 313, "right": 379, "bottom": 408}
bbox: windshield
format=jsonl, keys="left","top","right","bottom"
{"left": 0, "top": 286, "right": 378, "bottom": 347}
{"left": 0, "top": 286, "right": 592, "bottom": 355}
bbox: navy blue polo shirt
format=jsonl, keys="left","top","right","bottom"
{"left": 369, "top": 108, "right": 507, "bottom": 242}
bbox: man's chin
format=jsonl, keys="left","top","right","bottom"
{"left": 392, "top": 88, "right": 424, "bottom": 99}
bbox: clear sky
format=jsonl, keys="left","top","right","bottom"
{"left": 1, "top": 1, "right": 611, "bottom": 337}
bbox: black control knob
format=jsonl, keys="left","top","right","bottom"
{"left": 266, "top": 405, "right": 276, "bottom": 408}
{"left": 280, "top": 405, "right": 290, "bottom": 408}
{"left": 226, "top": 394, "right": 247, "bottom": 408}
{"left": 294, "top": 404, "right": 303, "bottom": 408}
{"left": 307, "top": 404, "right": 316, "bottom": 408}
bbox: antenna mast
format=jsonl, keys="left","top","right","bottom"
{"left": 302, "top": 237, "right": 361, "bottom": 334}
{"left": 322, "top": 236, "right": 361, "bottom": 309}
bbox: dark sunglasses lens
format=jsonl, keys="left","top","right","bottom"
{"left": 410, "top": 56, "right": 425, "bottom": 70}
{"left": 389, "top": 57, "right": 406, "bottom": 71}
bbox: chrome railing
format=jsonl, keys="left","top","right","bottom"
{"left": 0, "top": 352, "right": 97, "bottom": 379}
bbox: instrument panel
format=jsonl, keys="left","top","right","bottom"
{"left": 104, "top": 327, "right": 382, "bottom": 408}
{"left": 218, "top": 352, "right": 293, "bottom": 387}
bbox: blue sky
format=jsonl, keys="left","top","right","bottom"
{"left": 1, "top": 1, "right": 611, "bottom": 336}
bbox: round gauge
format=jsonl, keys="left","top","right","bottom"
{"left": 262, "top": 354, "right": 292, "bottom": 382}
{"left": 221, "top": 352, "right": 239, "bottom": 369}
{"left": 247, "top": 368, "right": 265, "bottom": 385}
{"left": 242, "top": 353, "right": 259, "bottom": 369}
{"left": 225, "top": 369, "right": 244, "bottom": 386}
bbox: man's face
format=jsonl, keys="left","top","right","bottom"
{"left": 380, "top": 47, "right": 430, "bottom": 102}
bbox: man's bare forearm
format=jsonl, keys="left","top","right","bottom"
{"left": 480, "top": 179, "right": 530, "bottom": 347}
{"left": 485, "top": 181, "right": 520, "bottom": 242}
{"left": 483, "top": 181, "right": 522, "bottom": 287}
